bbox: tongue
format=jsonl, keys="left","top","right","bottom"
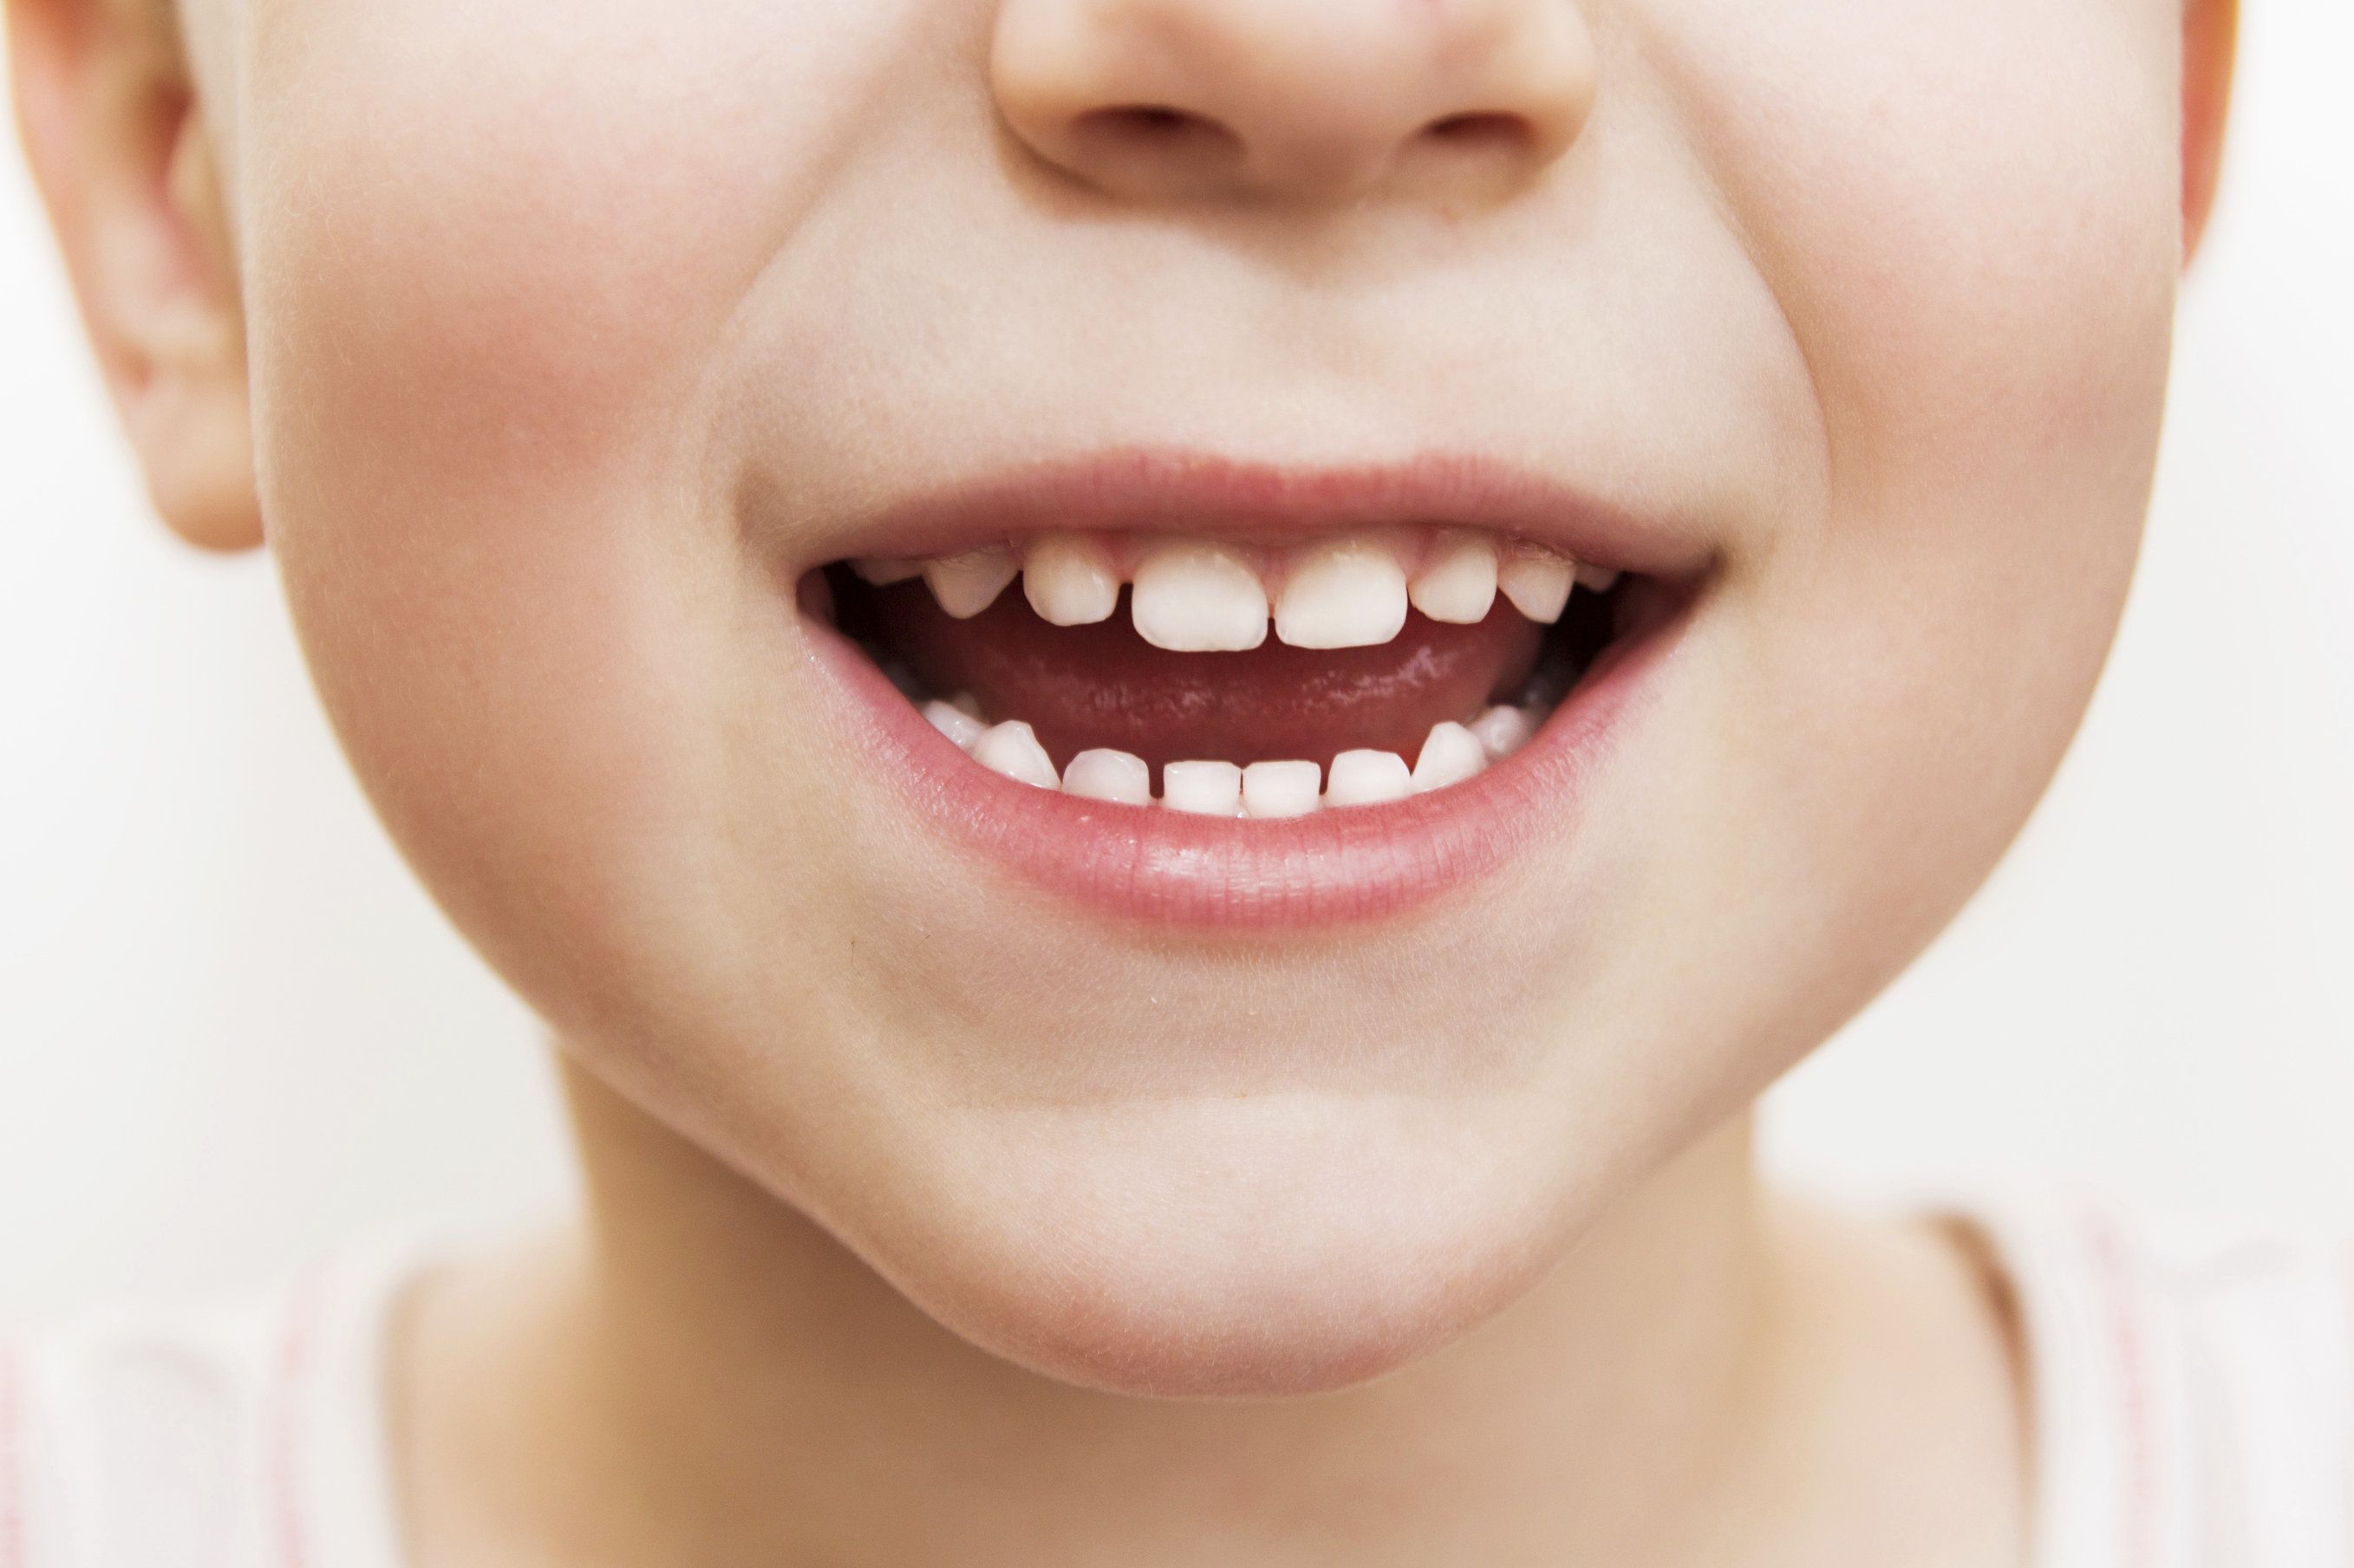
{"left": 844, "top": 576, "right": 1542, "bottom": 774}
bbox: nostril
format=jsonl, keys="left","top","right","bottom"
{"left": 1072, "top": 103, "right": 1244, "bottom": 159}
{"left": 1418, "top": 111, "right": 1533, "bottom": 153}
{"left": 1094, "top": 104, "right": 1195, "bottom": 135}
{"left": 1064, "top": 103, "right": 1252, "bottom": 194}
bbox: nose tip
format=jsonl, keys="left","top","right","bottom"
{"left": 992, "top": 0, "right": 1597, "bottom": 204}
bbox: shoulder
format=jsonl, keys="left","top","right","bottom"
{"left": 1947, "top": 1189, "right": 2354, "bottom": 1568}
{"left": 0, "top": 1240, "right": 427, "bottom": 1568}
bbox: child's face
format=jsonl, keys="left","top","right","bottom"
{"left": 173, "top": 0, "right": 2182, "bottom": 1389}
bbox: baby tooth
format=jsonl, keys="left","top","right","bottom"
{"left": 1131, "top": 543, "right": 1268, "bottom": 652}
{"left": 972, "top": 720, "right": 1060, "bottom": 788}
{"left": 1409, "top": 534, "right": 1499, "bottom": 624}
{"left": 1242, "top": 759, "right": 1323, "bottom": 819}
{"left": 1470, "top": 705, "right": 1536, "bottom": 759}
{"left": 1274, "top": 540, "right": 1408, "bottom": 649}
{"left": 1023, "top": 535, "right": 1119, "bottom": 626}
{"left": 1498, "top": 549, "right": 1574, "bottom": 623}
{"left": 949, "top": 691, "right": 983, "bottom": 719}
{"left": 925, "top": 547, "right": 1019, "bottom": 619}
{"left": 1324, "top": 749, "right": 1412, "bottom": 807}
{"left": 852, "top": 557, "right": 923, "bottom": 586}
{"left": 1412, "top": 721, "right": 1487, "bottom": 792}
{"left": 1063, "top": 748, "right": 1152, "bottom": 804}
{"left": 1575, "top": 563, "right": 1620, "bottom": 592}
{"left": 923, "top": 699, "right": 986, "bottom": 751}
{"left": 1163, "top": 759, "right": 1244, "bottom": 816}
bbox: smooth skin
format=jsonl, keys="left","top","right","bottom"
{"left": 11, "top": 0, "right": 2233, "bottom": 1562}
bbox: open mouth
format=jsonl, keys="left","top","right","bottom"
{"left": 791, "top": 455, "right": 1706, "bottom": 924}
{"left": 817, "top": 530, "right": 1650, "bottom": 815}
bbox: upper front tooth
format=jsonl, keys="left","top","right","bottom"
{"left": 1274, "top": 539, "right": 1408, "bottom": 649}
{"left": 1412, "top": 721, "right": 1487, "bottom": 792}
{"left": 1131, "top": 542, "right": 1268, "bottom": 652}
{"left": 1023, "top": 535, "right": 1119, "bottom": 626}
{"left": 1324, "top": 749, "right": 1412, "bottom": 807}
{"left": 1498, "top": 548, "right": 1575, "bottom": 623}
{"left": 925, "top": 547, "right": 1019, "bottom": 619}
{"left": 1575, "top": 563, "right": 1620, "bottom": 592}
{"left": 1409, "top": 533, "right": 1499, "bottom": 624}
{"left": 971, "top": 719, "right": 1060, "bottom": 788}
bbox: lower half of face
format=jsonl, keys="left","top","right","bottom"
{"left": 239, "top": 0, "right": 2179, "bottom": 1393}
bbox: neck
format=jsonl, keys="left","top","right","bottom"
{"left": 414, "top": 1059, "right": 1804, "bottom": 1567}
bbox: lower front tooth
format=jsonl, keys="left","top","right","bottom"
{"left": 1412, "top": 722, "right": 1487, "bottom": 792}
{"left": 1242, "top": 760, "right": 1322, "bottom": 818}
{"left": 1499, "top": 549, "right": 1575, "bottom": 623}
{"left": 1163, "top": 759, "right": 1244, "bottom": 816}
{"left": 1324, "top": 749, "right": 1412, "bottom": 807}
{"left": 1063, "top": 748, "right": 1152, "bottom": 804}
{"left": 926, "top": 547, "right": 1019, "bottom": 619}
{"left": 923, "top": 699, "right": 986, "bottom": 751}
{"left": 972, "top": 720, "right": 1060, "bottom": 788}
{"left": 1470, "top": 706, "right": 1536, "bottom": 759}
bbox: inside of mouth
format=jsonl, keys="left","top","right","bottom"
{"left": 809, "top": 531, "right": 1653, "bottom": 817}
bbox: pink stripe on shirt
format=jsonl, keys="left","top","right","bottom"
{"left": 0, "top": 1344, "right": 23, "bottom": 1568}
{"left": 267, "top": 1275, "right": 327, "bottom": 1568}
{"left": 2086, "top": 1213, "right": 2161, "bottom": 1568}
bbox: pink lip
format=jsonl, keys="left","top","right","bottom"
{"left": 816, "top": 448, "right": 1716, "bottom": 578}
{"left": 791, "top": 451, "right": 1705, "bottom": 928}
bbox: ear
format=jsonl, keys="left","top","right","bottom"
{"left": 9, "top": 0, "right": 260, "bottom": 551}
{"left": 2181, "top": 0, "right": 2236, "bottom": 265}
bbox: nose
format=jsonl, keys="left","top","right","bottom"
{"left": 991, "top": 0, "right": 1596, "bottom": 204}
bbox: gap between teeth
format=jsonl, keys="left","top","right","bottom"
{"left": 857, "top": 528, "right": 1604, "bottom": 651}
{"left": 922, "top": 700, "right": 1542, "bottom": 813}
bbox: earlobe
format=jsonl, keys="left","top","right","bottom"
{"left": 2181, "top": 0, "right": 2236, "bottom": 266}
{"left": 8, "top": 0, "right": 262, "bottom": 551}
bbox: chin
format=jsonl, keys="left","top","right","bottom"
{"left": 848, "top": 1093, "right": 1575, "bottom": 1399}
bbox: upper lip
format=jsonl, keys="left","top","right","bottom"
{"left": 811, "top": 447, "right": 1718, "bottom": 579}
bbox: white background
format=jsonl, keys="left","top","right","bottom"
{"left": 3, "top": 7, "right": 2350, "bottom": 1322}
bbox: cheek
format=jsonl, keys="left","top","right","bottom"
{"left": 1659, "top": 0, "right": 2181, "bottom": 519}
{"left": 236, "top": 1, "right": 890, "bottom": 1018}
{"left": 1607, "top": 0, "right": 2183, "bottom": 1053}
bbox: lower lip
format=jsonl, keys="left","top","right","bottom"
{"left": 801, "top": 597, "right": 1686, "bottom": 929}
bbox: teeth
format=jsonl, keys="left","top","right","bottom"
{"left": 1242, "top": 760, "right": 1323, "bottom": 819}
{"left": 1131, "top": 543, "right": 1268, "bottom": 652}
{"left": 1023, "top": 535, "right": 1120, "bottom": 626}
{"left": 1470, "top": 705, "right": 1536, "bottom": 759}
{"left": 1575, "top": 563, "right": 1620, "bottom": 592}
{"left": 1498, "top": 548, "right": 1575, "bottom": 623}
{"left": 1163, "top": 759, "right": 1244, "bottom": 816}
{"left": 1408, "top": 533, "right": 1499, "bottom": 625}
{"left": 1062, "top": 747, "right": 1152, "bottom": 804}
{"left": 971, "top": 719, "right": 1060, "bottom": 788}
{"left": 925, "top": 547, "right": 1019, "bottom": 619}
{"left": 923, "top": 699, "right": 986, "bottom": 751}
{"left": 1273, "top": 538, "right": 1408, "bottom": 649}
{"left": 1324, "top": 749, "right": 1412, "bottom": 807}
{"left": 1412, "top": 721, "right": 1487, "bottom": 792}
{"left": 853, "top": 557, "right": 923, "bottom": 586}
